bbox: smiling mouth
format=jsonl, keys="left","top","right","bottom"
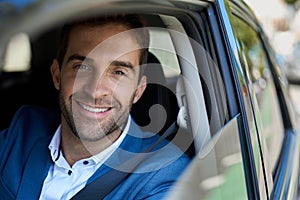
{"left": 78, "top": 102, "right": 111, "bottom": 113}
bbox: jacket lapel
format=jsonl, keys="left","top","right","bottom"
{"left": 16, "top": 137, "right": 52, "bottom": 200}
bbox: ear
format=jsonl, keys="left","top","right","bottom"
{"left": 50, "top": 59, "right": 61, "bottom": 90}
{"left": 133, "top": 75, "right": 147, "bottom": 104}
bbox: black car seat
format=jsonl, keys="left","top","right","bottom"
{"left": 0, "top": 29, "right": 60, "bottom": 130}
{"left": 130, "top": 52, "right": 179, "bottom": 135}
{"left": 130, "top": 52, "right": 195, "bottom": 157}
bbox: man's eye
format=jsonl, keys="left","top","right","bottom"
{"left": 114, "top": 70, "right": 125, "bottom": 76}
{"left": 75, "top": 64, "right": 91, "bottom": 71}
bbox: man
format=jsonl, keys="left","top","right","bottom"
{"left": 0, "top": 14, "right": 190, "bottom": 199}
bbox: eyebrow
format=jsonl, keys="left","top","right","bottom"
{"left": 67, "top": 54, "right": 136, "bottom": 73}
{"left": 110, "top": 60, "right": 136, "bottom": 73}
{"left": 66, "top": 54, "right": 94, "bottom": 64}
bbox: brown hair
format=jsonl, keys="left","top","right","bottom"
{"left": 56, "top": 14, "right": 149, "bottom": 77}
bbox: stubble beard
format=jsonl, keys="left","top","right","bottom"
{"left": 59, "top": 91, "right": 135, "bottom": 142}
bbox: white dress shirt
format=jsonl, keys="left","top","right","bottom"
{"left": 39, "top": 117, "right": 131, "bottom": 200}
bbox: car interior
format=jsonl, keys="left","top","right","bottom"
{"left": 3, "top": 0, "right": 300, "bottom": 199}
{"left": 3, "top": 2, "right": 284, "bottom": 199}
{"left": 0, "top": 12, "right": 209, "bottom": 158}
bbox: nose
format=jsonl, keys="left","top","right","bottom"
{"left": 81, "top": 72, "right": 111, "bottom": 99}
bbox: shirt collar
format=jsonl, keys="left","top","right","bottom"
{"left": 92, "top": 116, "right": 130, "bottom": 163}
{"left": 49, "top": 125, "right": 61, "bottom": 162}
{"left": 48, "top": 116, "right": 131, "bottom": 164}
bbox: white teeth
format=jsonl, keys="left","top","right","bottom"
{"left": 80, "top": 103, "right": 109, "bottom": 113}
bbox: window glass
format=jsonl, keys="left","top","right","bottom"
{"left": 2, "top": 32, "right": 31, "bottom": 72}
{"left": 231, "top": 16, "right": 284, "bottom": 176}
{"left": 164, "top": 9, "right": 248, "bottom": 199}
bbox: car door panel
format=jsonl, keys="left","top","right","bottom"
{"left": 166, "top": 114, "right": 248, "bottom": 200}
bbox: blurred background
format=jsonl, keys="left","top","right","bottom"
{"left": 245, "top": 0, "right": 299, "bottom": 56}
{"left": 245, "top": 0, "right": 300, "bottom": 113}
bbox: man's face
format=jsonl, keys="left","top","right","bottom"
{"left": 51, "top": 23, "right": 146, "bottom": 142}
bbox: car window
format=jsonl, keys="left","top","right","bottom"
{"left": 230, "top": 13, "right": 285, "bottom": 191}
{"left": 2, "top": 32, "right": 31, "bottom": 72}
{"left": 166, "top": 3, "right": 249, "bottom": 199}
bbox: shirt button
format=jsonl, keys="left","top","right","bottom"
{"left": 83, "top": 161, "right": 89, "bottom": 165}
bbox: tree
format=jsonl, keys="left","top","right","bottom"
{"left": 284, "top": 0, "right": 299, "bottom": 5}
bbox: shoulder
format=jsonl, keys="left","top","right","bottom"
{"left": 106, "top": 119, "right": 190, "bottom": 174}
{"left": 0, "top": 105, "right": 58, "bottom": 198}
{"left": 104, "top": 120, "right": 191, "bottom": 200}
{"left": 0, "top": 105, "right": 60, "bottom": 162}
{"left": 10, "top": 105, "right": 59, "bottom": 125}
{"left": 105, "top": 144, "right": 189, "bottom": 200}
{"left": 0, "top": 105, "right": 60, "bottom": 148}
{"left": 127, "top": 120, "right": 191, "bottom": 173}
{"left": 8, "top": 105, "right": 60, "bottom": 132}
{"left": 105, "top": 146, "right": 190, "bottom": 200}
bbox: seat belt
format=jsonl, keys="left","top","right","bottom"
{"left": 70, "top": 122, "right": 178, "bottom": 200}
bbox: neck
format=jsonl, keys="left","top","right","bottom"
{"left": 60, "top": 123, "right": 122, "bottom": 167}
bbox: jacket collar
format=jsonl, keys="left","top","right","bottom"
{"left": 16, "top": 137, "right": 53, "bottom": 200}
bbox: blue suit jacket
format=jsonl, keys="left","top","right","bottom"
{"left": 0, "top": 106, "right": 190, "bottom": 200}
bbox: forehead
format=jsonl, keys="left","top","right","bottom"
{"left": 69, "top": 23, "right": 138, "bottom": 45}
{"left": 65, "top": 23, "right": 141, "bottom": 68}
{"left": 67, "top": 23, "right": 140, "bottom": 56}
